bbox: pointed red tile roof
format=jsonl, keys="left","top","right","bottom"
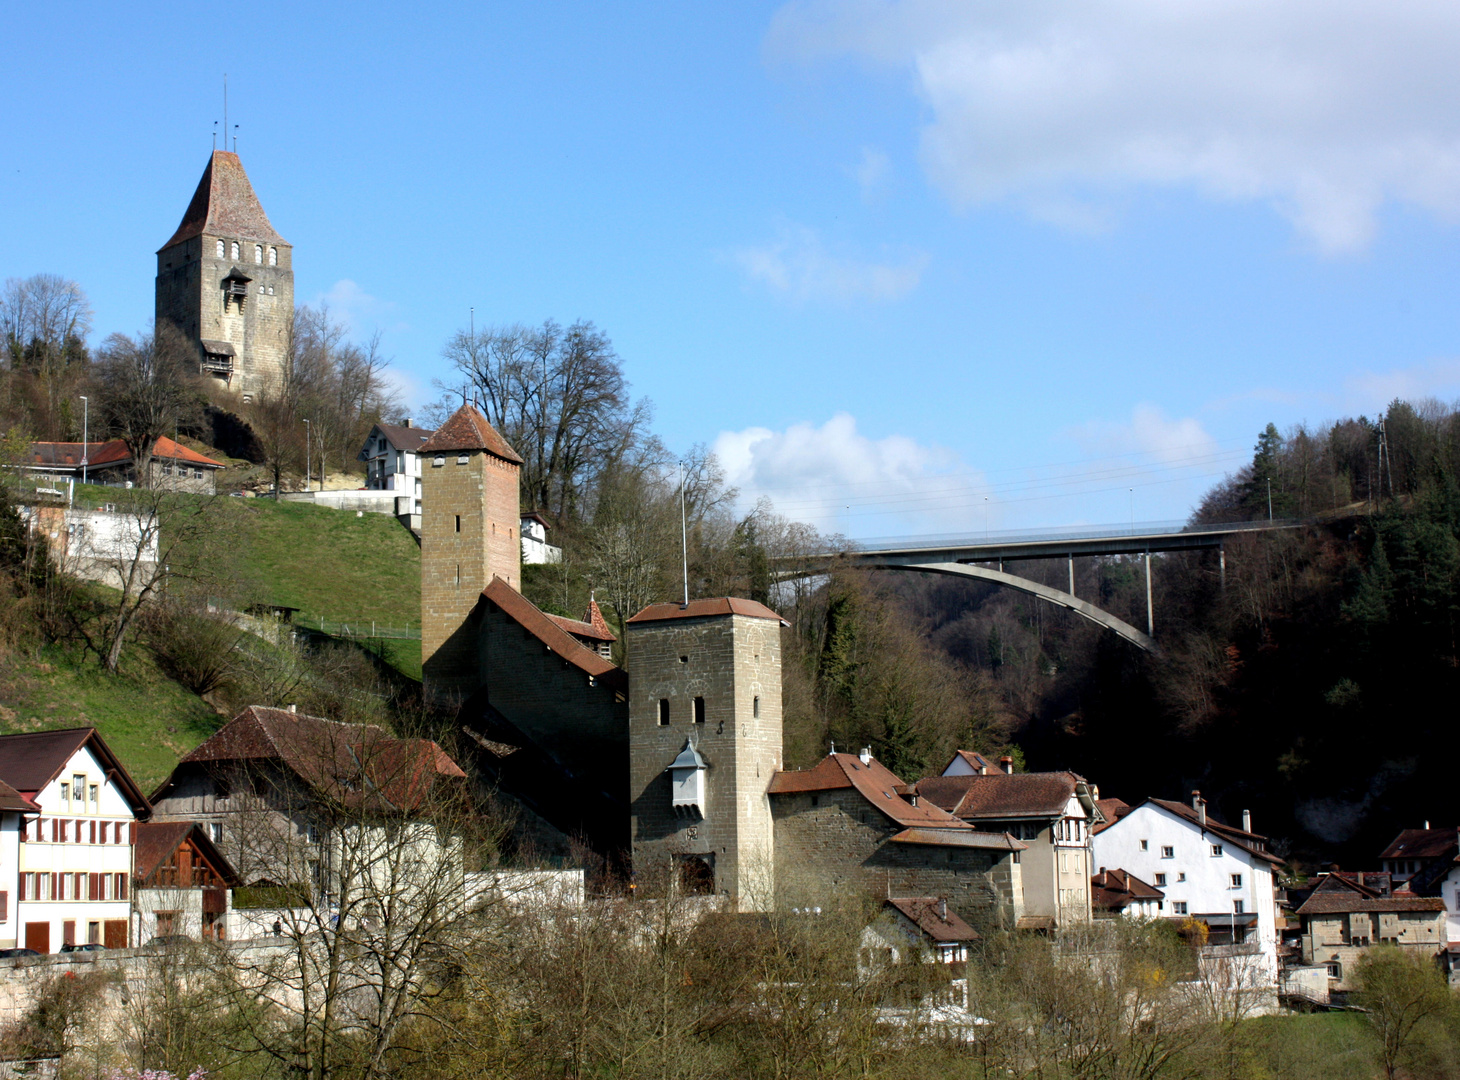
{"left": 160, "top": 151, "right": 287, "bottom": 252}
{"left": 627, "top": 598, "right": 786, "bottom": 624}
{"left": 482, "top": 579, "right": 624, "bottom": 689}
{"left": 418, "top": 405, "right": 523, "bottom": 464}
{"left": 545, "top": 597, "right": 618, "bottom": 643}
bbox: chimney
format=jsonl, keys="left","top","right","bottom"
{"left": 1192, "top": 790, "right": 1205, "bottom": 826}
{"left": 288, "top": 703, "right": 297, "bottom": 714}
{"left": 938, "top": 898, "right": 947, "bottom": 920}
{"left": 403, "top": 418, "right": 413, "bottom": 428}
{"left": 860, "top": 747, "right": 873, "bottom": 765}
{"left": 999, "top": 755, "right": 1014, "bottom": 774}
{"left": 1091, "top": 784, "right": 1100, "bottom": 802}
{"left": 1242, "top": 809, "right": 1252, "bottom": 834}
{"left": 1424, "top": 820, "right": 1431, "bottom": 831}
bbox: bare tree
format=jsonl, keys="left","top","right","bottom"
{"left": 95, "top": 325, "right": 202, "bottom": 482}
{"left": 0, "top": 274, "right": 94, "bottom": 438}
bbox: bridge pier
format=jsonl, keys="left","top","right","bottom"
{"left": 1144, "top": 550, "right": 1153, "bottom": 637}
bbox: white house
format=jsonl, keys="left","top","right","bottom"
{"left": 0, "top": 729, "right": 151, "bottom": 952}
{"left": 0, "top": 780, "right": 33, "bottom": 949}
{"left": 358, "top": 420, "right": 434, "bottom": 519}
{"left": 1091, "top": 792, "right": 1283, "bottom": 982}
{"left": 520, "top": 511, "right": 561, "bottom": 565}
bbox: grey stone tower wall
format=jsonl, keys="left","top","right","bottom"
{"left": 155, "top": 233, "right": 293, "bottom": 400}
{"left": 627, "top": 612, "right": 782, "bottom": 909}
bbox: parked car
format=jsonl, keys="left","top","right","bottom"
{"left": 147, "top": 935, "right": 192, "bottom": 947}
{"left": 0, "top": 948, "right": 40, "bottom": 959}
{"left": 58, "top": 942, "right": 105, "bottom": 953}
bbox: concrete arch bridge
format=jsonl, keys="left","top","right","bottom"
{"left": 779, "top": 519, "right": 1302, "bottom": 654}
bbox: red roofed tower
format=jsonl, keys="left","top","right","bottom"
{"left": 419, "top": 404, "right": 524, "bottom": 703}
{"left": 155, "top": 151, "right": 292, "bottom": 401}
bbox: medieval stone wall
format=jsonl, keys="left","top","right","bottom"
{"left": 420, "top": 449, "right": 520, "bottom": 703}
{"left": 627, "top": 613, "right": 782, "bottom": 909}
{"left": 771, "top": 789, "right": 1023, "bottom": 931}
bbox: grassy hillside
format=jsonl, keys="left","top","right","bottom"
{"left": 0, "top": 645, "right": 222, "bottom": 792}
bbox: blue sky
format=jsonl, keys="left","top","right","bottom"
{"left": 6, "top": 1, "right": 1460, "bottom": 539}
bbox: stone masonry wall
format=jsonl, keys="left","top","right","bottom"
{"left": 627, "top": 614, "right": 782, "bottom": 909}
{"left": 156, "top": 234, "right": 293, "bottom": 399}
{"left": 420, "top": 449, "right": 520, "bottom": 703}
{"left": 771, "top": 789, "right": 1023, "bottom": 932}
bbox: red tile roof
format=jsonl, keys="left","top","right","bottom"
{"left": 627, "top": 598, "right": 787, "bottom": 624}
{"left": 481, "top": 579, "right": 626, "bottom": 689}
{"left": 886, "top": 898, "right": 980, "bottom": 943}
{"left": 1092, "top": 797, "right": 1132, "bottom": 834}
{"left": 160, "top": 151, "right": 288, "bottom": 252}
{"left": 0, "top": 778, "right": 35, "bottom": 813}
{"left": 768, "top": 753, "right": 977, "bottom": 830}
{"left": 944, "top": 749, "right": 1000, "bottom": 775}
{"left": 417, "top": 405, "right": 523, "bottom": 464}
{"left": 1091, "top": 868, "right": 1164, "bottom": 911}
{"left": 162, "top": 706, "right": 465, "bottom": 813}
{"left": 546, "top": 605, "right": 617, "bottom": 643}
{"left": 367, "top": 423, "right": 435, "bottom": 454}
{"left": 1145, "top": 798, "right": 1284, "bottom": 866}
{"left": 1379, "top": 828, "right": 1457, "bottom": 861}
{"left": 0, "top": 728, "right": 151, "bottom": 813}
{"left": 30, "top": 437, "right": 225, "bottom": 471}
{"left": 915, "top": 771, "right": 1084, "bottom": 820}
{"left": 888, "top": 828, "right": 1025, "bottom": 851}
{"left": 1296, "top": 893, "right": 1446, "bottom": 916}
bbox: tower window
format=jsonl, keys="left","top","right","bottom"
{"left": 753, "top": 696, "right": 760, "bottom": 718}
{"left": 215, "top": 239, "right": 224, "bottom": 258}
{"left": 254, "top": 244, "right": 263, "bottom": 264}
{"left": 658, "top": 699, "right": 670, "bottom": 726}
{"left": 455, "top": 564, "right": 460, "bottom": 588}
{"left": 693, "top": 697, "right": 705, "bottom": 724}
{"left": 231, "top": 241, "right": 240, "bottom": 260}
{"left": 454, "top": 515, "right": 461, "bottom": 533}
{"left": 269, "top": 246, "right": 278, "bottom": 266}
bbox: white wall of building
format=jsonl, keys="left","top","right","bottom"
{"left": 1092, "top": 802, "right": 1279, "bottom": 982}
{"left": 0, "top": 812, "right": 19, "bottom": 949}
{"left": 16, "top": 745, "right": 138, "bottom": 952}
{"left": 1439, "top": 864, "right": 1460, "bottom": 944}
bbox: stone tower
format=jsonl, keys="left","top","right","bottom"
{"left": 419, "top": 405, "right": 523, "bottom": 704}
{"left": 156, "top": 151, "right": 292, "bottom": 401}
{"left": 626, "top": 599, "right": 784, "bottom": 909}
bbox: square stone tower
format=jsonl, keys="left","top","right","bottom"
{"left": 155, "top": 151, "right": 292, "bottom": 401}
{"left": 419, "top": 405, "right": 524, "bottom": 705}
{"left": 626, "top": 599, "right": 784, "bottom": 909}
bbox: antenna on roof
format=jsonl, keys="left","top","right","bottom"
{"left": 223, "top": 74, "right": 228, "bottom": 153}
{"left": 234, "top": 124, "right": 239, "bottom": 153}
{"left": 212, "top": 121, "right": 218, "bottom": 152}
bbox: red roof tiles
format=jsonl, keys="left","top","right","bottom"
{"left": 886, "top": 898, "right": 980, "bottom": 942}
{"left": 134, "top": 820, "right": 240, "bottom": 886}
{"left": 418, "top": 405, "right": 523, "bottom": 463}
{"left": 1092, "top": 868, "right": 1164, "bottom": 911}
{"left": 482, "top": 579, "right": 626, "bottom": 689}
{"left": 0, "top": 728, "right": 150, "bottom": 813}
{"left": 627, "top": 598, "right": 787, "bottom": 624}
{"left": 30, "top": 437, "right": 226, "bottom": 471}
{"left": 915, "top": 771, "right": 1084, "bottom": 820}
{"left": 160, "top": 151, "right": 287, "bottom": 252}
{"left": 769, "top": 753, "right": 977, "bottom": 831}
{"left": 1379, "top": 827, "right": 1458, "bottom": 861}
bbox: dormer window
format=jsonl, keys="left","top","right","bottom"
{"left": 667, "top": 739, "right": 708, "bottom": 816}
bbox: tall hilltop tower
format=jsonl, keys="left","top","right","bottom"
{"left": 156, "top": 151, "right": 292, "bottom": 401}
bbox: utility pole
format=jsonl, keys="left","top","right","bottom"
{"left": 303, "top": 419, "right": 311, "bottom": 492}
{"left": 79, "top": 396, "right": 88, "bottom": 485}
{"left": 679, "top": 460, "right": 689, "bottom": 607}
{"left": 1266, "top": 476, "right": 1272, "bottom": 521}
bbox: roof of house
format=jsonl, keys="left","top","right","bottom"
{"left": 158, "top": 706, "right": 465, "bottom": 812}
{"left": 888, "top": 828, "right": 1025, "bottom": 851}
{"left": 886, "top": 898, "right": 980, "bottom": 943}
{"left": 0, "top": 728, "right": 151, "bottom": 814}
{"left": 29, "top": 437, "right": 226, "bottom": 471}
{"left": 627, "top": 597, "right": 787, "bottom": 625}
{"left": 0, "top": 778, "right": 35, "bottom": 813}
{"left": 546, "top": 597, "right": 618, "bottom": 643}
{"left": 481, "top": 579, "right": 625, "bottom": 689}
{"left": 1295, "top": 892, "right": 1446, "bottom": 916}
{"left": 1091, "top": 867, "right": 1164, "bottom": 910}
{"left": 1144, "top": 798, "right": 1284, "bottom": 866}
{"left": 1092, "top": 797, "right": 1132, "bottom": 834}
{"left": 133, "top": 821, "right": 241, "bottom": 887}
{"left": 417, "top": 405, "right": 523, "bottom": 464}
{"left": 1379, "top": 828, "right": 1458, "bottom": 861}
{"left": 768, "top": 753, "right": 978, "bottom": 831}
{"left": 367, "top": 422, "right": 435, "bottom": 455}
{"left": 160, "top": 151, "right": 288, "bottom": 252}
{"left": 915, "top": 771, "right": 1087, "bottom": 820}
{"left": 944, "top": 749, "right": 1000, "bottom": 775}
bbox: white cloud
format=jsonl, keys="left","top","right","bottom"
{"left": 768, "top": 0, "right": 1460, "bottom": 252}
{"left": 714, "top": 412, "right": 983, "bottom": 535}
{"left": 313, "top": 279, "right": 400, "bottom": 336}
{"left": 733, "top": 225, "right": 928, "bottom": 302}
{"left": 1343, "top": 359, "right": 1460, "bottom": 411}
{"left": 1070, "top": 404, "right": 1221, "bottom": 466}
{"left": 853, "top": 146, "right": 893, "bottom": 202}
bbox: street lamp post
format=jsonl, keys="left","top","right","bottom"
{"left": 79, "top": 396, "right": 88, "bottom": 484}
{"left": 303, "top": 419, "right": 311, "bottom": 492}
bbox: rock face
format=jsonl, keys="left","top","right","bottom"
{"left": 155, "top": 151, "right": 293, "bottom": 402}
